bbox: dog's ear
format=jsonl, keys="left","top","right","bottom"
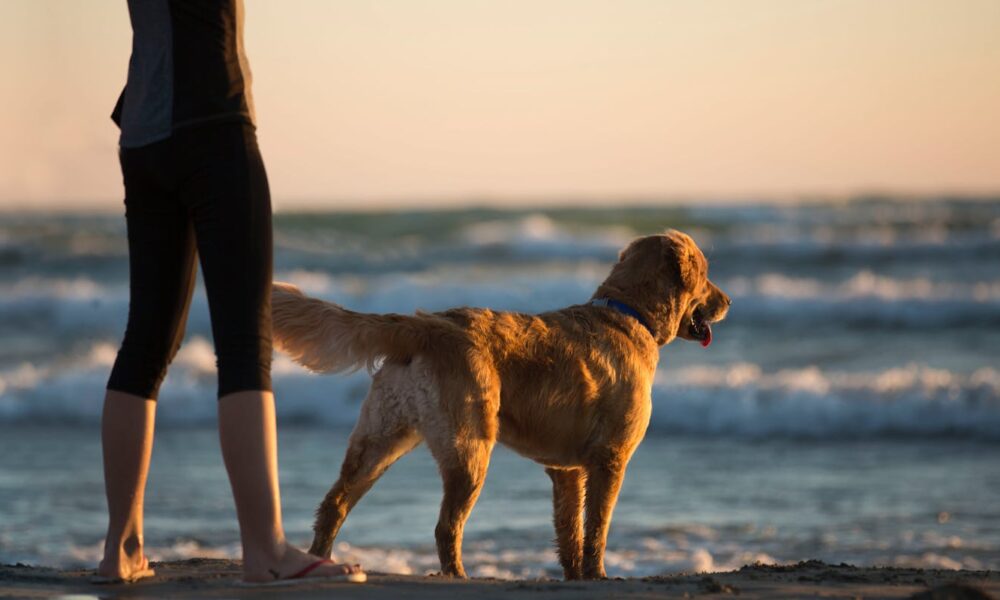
{"left": 617, "top": 235, "right": 662, "bottom": 266}
{"left": 662, "top": 230, "right": 702, "bottom": 292}
{"left": 610, "top": 230, "right": 699, "bottom": 298}
{"left": 616, "top": 238, "right": 643, "bottom": 262}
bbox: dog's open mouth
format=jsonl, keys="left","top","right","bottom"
{"left": 690, "top": 309, "right": 712, "bottom": 348}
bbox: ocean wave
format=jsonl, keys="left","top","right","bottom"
{"left": 236, "top": 222, "right": 1000, "bottom": 278}
{"left": 0, "top": 270, "right": 605, "bottom": 338}
{"left": 2, "top": 340, "right": 998, "bottom": 439}
{"left": 652, "top": 363, "right": 1000, "bottom": 438}
{"left": 5, "top": 202, "right": 1000, "bottom": 279}
{"left": 728, "top": 271, "right": 1000, "bottom": 302}
{"left": 0, "top": 277, "right": 173, "bottom": 339}
{"left": 457, "top": 214, "right": 634, "bottom": 258}
{"left": 722, "top": 271, "right": 1000, "bottom": 328}
{"left": 5, "top": 267, "right": 998, "bottom": 345}
{"left": 703, "top": 235, "right": 1000, "bottom": 276}
{"left": 0, "top": 270, "right": 1000, "bottom": 310}
{"left": 270, "top": 214, "right": 630, "bottom": 275}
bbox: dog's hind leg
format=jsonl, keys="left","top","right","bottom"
{"left": 546, "top": 467, "right": 586, "bottom": 579}
{"left": 309, "top": 425, "right": 420, "bottom": 557}
{"left": 581, "top": 462, "right": 626, "bottom": 579}
{"left": 416, "top": 356, "right": 500, "bottom": 577}
{"left": 426, "top": 435, "right": 494, "bottom": 578}
{"left": 309, "top": 369, "right": 422, "bottom": 557}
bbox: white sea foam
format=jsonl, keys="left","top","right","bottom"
{"left": 2, "top": 338, "right": 998, "bottom": 438}
{"left": 23, "top": 530, "right": 992, "bottom": 576}
{"left": 651, "top": 363, "right": 1000, "bottom": 438}
{"left": 459, "top": 214, "right": 633, "bottom": 258}
{"left": 0, "top": 276, "right": 111, "bottom": 300}
{"left": 727, "top": 271, "right": 1000, "bottom": 302}
{"left": 19, "top": 537, "right": 753, "bottom": 577}
{"left": 5, "top": 266, "right": 999, "bottom": 347}
{"left": 19, "top": 268, "right": 995, "bottom": 309}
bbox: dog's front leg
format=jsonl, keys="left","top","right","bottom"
{"left": 546, "top": 467, "right": 585, "bottom": 579}
{"left": 582, "top": 462, "right": 626, "bottom": 579}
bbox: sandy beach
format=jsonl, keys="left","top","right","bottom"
{"left": 2, "top": 559, "right": 996, "bottom": 599}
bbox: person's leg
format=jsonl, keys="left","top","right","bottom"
{"left": 180, "top": 123, "right": 361, "bottom": 581}
{"left": 217, "top": 391, "right": 282, "bottom": 572}
{"left": 97, "top": 391, "right": 157, "bottom": 581}
{"left": 218, "top": 390, "right": 361, "bottom": 581}
{"left": 100, "top": 141, "right": 197, "bottom": 581}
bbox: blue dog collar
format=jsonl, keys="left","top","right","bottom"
{"left": 590, "top": 298, "right": 656, "bottom": 339}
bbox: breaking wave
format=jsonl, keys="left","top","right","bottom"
{"left": 2, "top": 338, "right": 998, "bottom": 439}
{"left": 652, "top": 363, "right": 1000, "bottom": 438}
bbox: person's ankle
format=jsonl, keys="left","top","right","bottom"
{"left": 103, "top": 532, "right": 144, "bottom": 561}
{"left": 122, "top": 533, "right": 144, "bottom": 557}
{"left": 98, "top": 533, "right": 150, "bottom": 578}
{"left": 241, "top": 539, "right": 289, "bottom": 575}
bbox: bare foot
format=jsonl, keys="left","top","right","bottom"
{"left": 94, "top": 550, "right": 155, "bottom": 583}
{"left": 242, "top": 543, "right": 364, "bottom": 583}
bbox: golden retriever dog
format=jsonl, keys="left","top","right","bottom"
{"left": 271, "top": 229, "right": 730, "bottom": 580}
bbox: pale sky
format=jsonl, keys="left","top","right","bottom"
{"left": 1, "top": 0, "right": 999, "bottom": 210}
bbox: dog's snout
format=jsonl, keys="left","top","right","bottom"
{"left": 709, "top": 282, "right": 731, "bottom": 309}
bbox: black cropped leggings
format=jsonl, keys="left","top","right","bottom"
{"left": 107, "top": 122, "right": 273, "bottom": 399}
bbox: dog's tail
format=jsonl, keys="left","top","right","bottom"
{"left": 271, "top": 282, "right": 456, "bottom": 373}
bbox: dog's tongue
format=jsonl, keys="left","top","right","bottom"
{"left": 700, "top": 323, "right": 712, "bottom": 348}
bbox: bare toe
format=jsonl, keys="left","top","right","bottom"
{"left": 93, "top": 556, "right": 155, "bottom": 584}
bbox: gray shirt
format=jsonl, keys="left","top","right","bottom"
{"left": 112, "top": 0, "right": 256, "bottom": 148}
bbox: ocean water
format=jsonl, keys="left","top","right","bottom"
{"left": 1, "top": 198, "right": 999, "bottom": 577}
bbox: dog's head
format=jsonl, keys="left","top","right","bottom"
{"left": 594, "top": 230, "right": 730, "bottom": 346}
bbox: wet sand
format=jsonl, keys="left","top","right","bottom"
{"left": 1, "top": 559, "right": 997, "bottom": 599}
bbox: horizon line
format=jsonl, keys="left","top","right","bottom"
{"left": 1, "top": 190, "right": 998, "bottom": 214}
